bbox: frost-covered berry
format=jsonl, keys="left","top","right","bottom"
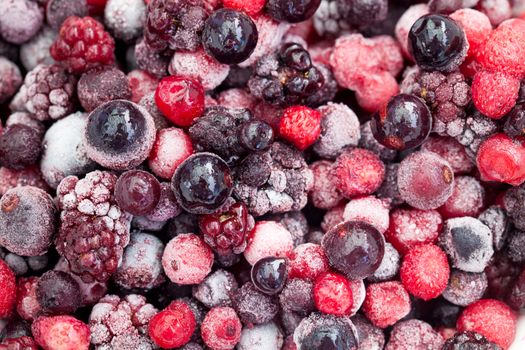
{"left": 363, "top": 281, "right": 411, "bottom": 328}
{"left": 351, "top": 315, "right": 385, "bottom": 350}
{"left": 193, "top": 269, "right": 238, "bottom": 308}
{"left": 169, "top": 49, "right": 230, "bottom": 90}
{"left": 46, "top": 0, "right": 89, "bottom": 29}
{"left": 19, "top": 27, "right": 56, "bottom": 71}
{"left": 201, "top": 307, "right": 242, "bottom": 350}
{"left": 309, "top": 160, "right": 344, "bottom": 210}
{"left": 293, "top": 313, "right": 358, "bottom": 350}
{"left": 148, "top": 300, "right": 196, "bottom": 349}
{"left": 288, "top": 243, "right": 329, "bottom": 281}
{"left": 385, "top": 319, "right": 444, "bottom": 350}
{"left": 0, "top": 124, "right": 42, "bottom": 170}
{"left": 368, "top": 242, "right": 401, "bottom": 282}
{"left": 238, "top": 321, "right": 284, "bottom": 350}
{"left": 244, "top": 221, "right": 294, "bottom": 265}
{"left": 279, "top": 278, "right": 315, "bottom": 315}
{"left": 231, "top": 282, "right": 279, "bottom": 325}
{"left": 0, "top": 0, "right": 44, "bottom": 44}
{"left": 78, "top": 67, "right": 132, "bottom": 112}
{"left": 343, "top": 196, "right": 390, "bottom": 234}
{"left": 36, "top": 270, "right": 81, "bottom": 315}
{"left": 442, "top": 270, "right": 488, "bottom": 306}
{"left": 104, "top": 0, "right": 146, "bottom": 42}
{"left": 0, "top": 259, "right": 16, "bottom": 319}
{"left": 32, "top": 315, "right": 91, "bottom": 350}
{"left": 0, "top": 57, "right": 22, "bottom": 104}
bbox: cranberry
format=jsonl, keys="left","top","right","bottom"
{"left": 313, "top": 272, "right": 353, "bottom": 316}
{"left": 201, "top": 307, "right": 242, "bottom": 349}
{"left": 149, "top": 301, "right": 196, "bottom": 349}
{"left": 115, "top": 170, "right": 161, "bottom": 216}
{"left": 477, "top": 133, "right": 525, "bottom": 185}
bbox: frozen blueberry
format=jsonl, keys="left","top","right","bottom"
{"left": 36, "top": 270, "right": 81, "bottom": 315}
{"left": 294, "top": 313, "right": 359, "bottom": 350}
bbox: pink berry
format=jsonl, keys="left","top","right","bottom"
{"left": 477, "top": 0, "right": 511, "bottom": 26}
{"left": 127, "top": 69, "right": 158, "bottom": 103}
{"left": 477, "top": 133, "right": 525, "bottom": 185}
{"left": 439, "top": 176, "right": 485, "bottom": 219}
{"left": 421, "top": 136, "right": 474, "bottom": 174}
{"left": 309, "top": 160, "right": 344, "bottom": 210}
{"left": 400, "top": 244, "right": 450, "bottom": 300}
{"left": 149, "top": 301, "right": 196, "bottom": 349}
{"left": 223, "top": 0, "right": 266, "bottom": 15}
{"left": 457, "top": 299, "right": 517, "bottom": 349}
{"left": 355, "top": 72, "right": 400, "bottom": 112}
{"left": 363, "top": 281, "right": 411, "bottom": 328}
{"left": 162, "top": 234, "right": 214, "bottom": 285}
{"left": 32, "top": 315, "right": 91, "bottom": 350}
{"left": 287, "top": 243, "right": 329, "bottom": 280}
{"left": 348, "top": 279, "right": 366, "bottom": 316}
{"left": 0, "top": 259, "right": 16, "bottom": 319}
{"left": 244, "top": 221, "right": 294, "bottom": 265}
{"left": 450, "top": 9, "right": 492, "bottom": 57}
{"left": 395, "top": 4, "right": 430, "bottom": 59}
{"left": 148, "top": 128, "right": 194, "bottom": 180}
{"left": 313, "top": 272, "right": 353, "bottom": 316}
{"left": 217, "top": 88, "right": 257, "bottom": 110}
{"left": 201, "top": 307, "right": 242, "bottom": 350}
{"left": 279, "top": 106, "right": 322, "bottom": 151}
{"left": 472, "top": 70, "right": 520, "bottom": 119}
{"left": 16, "top": 276, "right": 40, "bottom": 321}
{"left": 343, "top": 196, "right": 390, "bottom": 234}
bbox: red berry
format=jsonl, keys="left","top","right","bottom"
{"left": 155, "top": 76, "right": 205, "bottom": 127}
{"left": 0, "top": 336, "right": 38, "bottom": 350}
{"left": 244, "top": 221, "right": 294, "bottom": 265}
{"left": 288, "top": 243, "right": 330, "bottom": 280}
{"left": 50, "top": 16, "right": 115, "bottom": 74}
{"left": 16, "top": 277, "right": 41, "bottom": 321}
{"left": 400, "top": 244, "right": 450, "bottom": 300}
{"left": 309, "top": 160, "right": 344, "bottom": 210}
{"left": 201, "top": 307, "right": 242, "bottom": 350}
{"left": 333, "top": 148, "right": 385, "bottom": 198}
{"left": 149, "top": 301, "right": 196, "bottom": 349}
{"left": 362, "top": 281, "right": 411, "bottom": 328}
{"left": 148, "top": 127, "right": 194, "bottom": 180}
{"left": 439, "top": 176, "right": 485, "bottom": 219}
{"left": 127, "top": 70, "right": 158, "bottom": 103}
{"left": 477, "top": 133, "right": 525, "bottom": 185}
{"left": 0, "top": 258, "right": 16, "bottom": 319}
{"left": 279, "top": 106, "right": 322, "bottom": 151}
{"left": 32, "top": 315, "right": 91, "bottom": 350}
{"left": 450, "top": 9, "right": 492, "bottom": 57}
{"left": 223, "top": 0, "right": 267, "bottom": 15}
{"left": 457, "top": 299, "right": 517, "bottom": 349}
{"left": 313, "top": 272, "right": 353, "bottom": 316}
{"left": 472, "top": 70, "right": 520, "bottom": 119}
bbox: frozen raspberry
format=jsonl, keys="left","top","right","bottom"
{"left": 127, "top": 70, "right": 158, "bottom": 104}
{"left": 368, "top": 242, "right": 401, "bottom": 282}
{"left": 56, "top": 171, "right": 132, "bottom": 282}
{"left": 89, "top": 294, "right": 157, "bottom": 350}
{"left": 439, "top": 217, "right": 494, "bottom": 273}
{"left": 148, "top": 127, "right": 193, "bottom": 180}
{"left": 439, "top": 176, "right": 485, "bottom": 219}
{"left": 313, "top": 0, "right": 352, "bottom": 38}
{"left": 294, "top": 313, "right": 358, "bottom": 350}
{"left": 78, "top": 67, "right": 131, "bottom": 112}
{"left": 134, "top": 39, "right": 169, "bottom": 78}
{"left": 443, "top": 270, "right": 488, "bottom": 306}
{"left": 51, "top": 16, "right": 114, "bottom": 74}
{"left": 46, "top": 0, "right": 89, "bottom": 30}
{"left": 313, "top": 272, "right": 353, "bottom": 316}
{"left": 13, "top": 64, "right": 76, "bottom": 121}
{"left": 457, "top": 299, "right": 516, "bottom": 349}
{"left": 477, "top": 133, "right": 525, "bottom": 185}
{"left": 0, "top": 125, "right": 42, "bottom": 170}
{"left": 400, "top": 244, "right": 450, "bottom": 300}
{"left": 169, "top": 49, "right": 230, "bottom": 90}
{"left": 343, "top": 196, "right": 390, "bottom": 234}
{"left": 333, "top": 147, "right": 385, "bottom": 199}
{"left": 32, "top": 315, "right": 91, "bottom": 350}
{"left": 421, "top": 136, "right": 475, "bottom": 174}
{"left": 279, "top": 278, "right": 315, "bottom": 315}
{"left": 454, "top": 110, "right": 499, "bottom": 158}
{"left": 472, "top": 70, "right": 520, "bottom": 119}
{"left": 0, "top": 259, "right": 16, "bottom": 319}
{"left": 479, "top": 206, "right": 510, "bottom": 251}
{"left": 244, "top": 221, "right": 293, "bottom": 265}
{"left": 386, "top": 319, "right": 444, "bottom": 350}
{"left": 0, "top": 0, "right": 43, "bottom": 45}
{"left": 351, "top": 315, "right": 385, "bottom": 350}
{"left": 0, "top": 186, "right": 56, "bottom": 256}
{"left": 395, "top": 4, "right": 430, "bottom": 58}
{"left": 386, "top": 208, "right": 443, "bottom": 254}
{"left": 162, "top": 234, "right": 213, "bottom": 285}
{"left": 36, "top": 270, "right": 81, "bottom": 315}
{"left": 193, "top": 269, "right": 238, "bottom": 308}
{"left": 288, "top": 243, "right": 329, "bottom": 280}
{"left": 201, "top": 307, "right": 242, "bottom": 350}
{"left": 231, "top": 282, "right": 279, "bottom": 325}
{"left": 309, "top": 161, "right": 344, "bottom": 210}
{"left": 0, "top": 57, "right": 22, "bottom": 104}
{"left": 362, "top": 281, "right": 410, "bottom": 328}
{"left": 279, "top": 106, "right": 322, "bottom": 151}
{"left": 238, "top": 322, "right": 284, "bottom": 350}
{"left": 450, "top": 9, "right": 492, "bottom": 57}
{"left": 148, "top": 300, "right": 196, "bottom": 349}
{"left": 0, "top": 336, "right": 38, "bottom": 350}
{"left": 103, "top": 0, "right": 146, "bottom": 42}
{"left": 16, "top": 277, "right": 41, "bottom": 321}
{"left": 442, "top": 331, "right": 502, "bottom": 350}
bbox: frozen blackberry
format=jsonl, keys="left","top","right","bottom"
{"left": 134, "top": 39, "right": 170, "bottom": 78}
{"left": 189, "top": 106, "right": 253, "bottom": 164}
{"left": 36, "top": 271, "right": 81, "bottom": 315}
{"left": 0, "top": 57, "right": 22, "bottom": 104}
{"left": 248, "top": 43, "right": 325, "bottom": 107}
{"left": 19, "top": 26, "right": 56, "bottom": 71}
{"left": 46, "top": 0, "right": 88, "bottom": 29}
{"left": 293, "top": 313, "right": 358, "bottom": 350}
{"left": 13, "top": 64, "right": 76, "bottom": 121}
{"left": 0, "top": 186, "right": 56, "bottom": 257}
{"left": 192, "top": 269, "right": 238, "bottom": 308}
{"left": 442, "top": 331, "right": 502, "bottom": 350}
{"left": 337, "top": 0, "right": 388, "bottom": 28}
{"left": 104, "top": 0, "right": 146, "bottom": 42}
{"left": 0, "top": 0, "right": 44, "bottom": 44}
{"left": 89, "top": 294, "right": 158, "bottom": 350}
{"left": 56, "top": 171, "right": 132, "bottom": 282}
{"left": 231, "top": 282, "right": 279, "bottom": 325}
{"left": 279, "top": 278, "right": 315, "bottom": 315}
{"left": 453, "top": 110, "right": 499, "bottom": 159}
{"left": 233, "top": 142, "right": 314, "bottom": 216}
{"left": 313, "top": 0, "right": 352, "bottom": 38}
{"left": 442, "top": 270, "right": 488, "bottom": 306}
{"left": 77, "top": 67, "right": 132, "bottom": 112}
{"left": 0, "top": 124, "right": 42, "bottom": 170}
{"left": 478, "top": 206, "right": 509, "bottom": 252}
{"left": 144, "top": 0, "right": 208, "bottom": 53}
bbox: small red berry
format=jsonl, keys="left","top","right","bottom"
{"left": 362, "top": 281, "right": 411, "bottom": 328}
{"left": 450, "top": 9, "right": 492, "bottom": 57}
{"left": 313, "top": 272, "right": 353, "bottom": 316}
{"left": 149, "top": 301, "right": 196, "bottom": 349}
{"left": 0, "top": 258, "right": 16, "bottom": 319}
{"left": 400, "top": 244, "right": 450, "bottom": 300}
{"left": 439, "top": 176, "right": 485, "bottom": 219}
{"left": 279, "top": 106, "right": 322, "bottom": 151}
{"left": 32, "top": 315, "right": 91, "bottom": 350}
{"left": 155, "top": 76, "right": 205, "bottom": 127}
{"left": 127, "top": 70, "right": 159, "bottom": 103}
{"left": 471, "top": 70, "right": 520, "bottom": 119}
{"left": 477, "top": 133, "right": 525, "bottom": 185}
{"left": 457, "top": 299, "right": 517, "bottom": 349}
{"left": 223, "top": 0, "right": 267, "bottom": 15}
{"left": 201, "top": 307, "right": 242, "bottom": 350}
{"left": 0, "top": 336, "right": 38, "bottom": 350}
{"left": 148, "top": 127, "right": 194, "bottom": 180}
{"left": 288, "top": 243, "right": 330, "bottom": 280}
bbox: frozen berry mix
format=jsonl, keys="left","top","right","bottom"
{"left": 2, "top": 1, "right": 525, "bottom": 349}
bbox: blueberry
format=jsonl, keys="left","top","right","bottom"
{"left": 239, "top": 120, "right": 274, "bottom": 152}
{"left": 266, "top": 0, "right": 322, "bottom": 23}
{"left": 251, "top": 257, "right": 288, "bottom": 295}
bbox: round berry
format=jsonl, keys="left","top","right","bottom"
{"left": 46, "top": 0, "right": 89, "bottom": 29}
{"left": 148, "top": 127, "right": 194, "bottom": 180}
{"left": 363, "top": 281, "right": 411, "bottom": 328}
{"left": 32, "top": 315, "right": 90, "bottom": 350}
{"left": 239, "top": 120, "right": 274, "bottom": 152}
{"left": 439, "top": 176, "right": 485, "bottom": 219}
{"left": 371, "top": 94, "right": 432, "bottom": 150}
{"left": 322, "top": 221, "right": 386, "bottom": 280}
{"left": 232, "top": 282, "right": 279, "bottom": 325}
{"left": 409, "top": 14, "right": 468, "bottom": 72}
{"left": 201, "top": 307, "right": 242, "bottom": 350}
{"left": 442, "top": 270, "right": 488, "bottom": 306}
{"left": 266, "top": 0, "right": 322, "bottom": 23}
{"left": 171, "top": 153, "right": 233, "bottom": 214}
{"left": 0, "top": 124, "right": 42, "bottom": 170}
{"left": 386, "top": 319, "right": 444, "bottom": 349}
{"left": 0, "top": 259, "right": 16, "bottom": 319}
{"left": 294, "top": 313, "right": 358, "bottom": 350}
{"left": 77, "top": 67, "right": 132, "bottom": 112}
{"left": 251, "top": 257, "right": 288, "bottom": 295}
{"left": 288, "top": 243, "right": 329, "bottom": 280}
{"left": 115, "top": 170, "right": 161, "bottom": 216}
{"left": 155, "top": 76, "right": 205, "bottom": 127}
{"left": 0, "top": 0, "right": 44, "bottom": 45}
{"left": 244, "top": 221, "right": 294, "bottom": 265}
{"left": 202, "top": 9, "right": 258, "bottom": 65}
{"left": 36, "top": 271, "right": 81, "bottom": 315}
{"left": 84, "top": 100, "right": 156, "bottom": 170}
{"left": 313, "top": 272, "right": 353, "bottom": 316}
{"left": 279, "top": 106, "right": 322, "bottom": 151}
{"left": 149, "top": 301, "right": 196, "bottom": 349}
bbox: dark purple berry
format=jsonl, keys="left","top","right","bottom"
{"left": 294, "top": 313, "right": 359, "bottom": 350}
{"left": 115, "top": 170, "right": 161, "bottom": 216}
{"left": 231, "top": 282, "right": 279, "bottom": 325}
{"left": 251, "top": 257, "right": 288, "bottom": 295}
{"left": 370, "top": 93, "right": 432, "bottom": 150}
{"left": 266, "top": 0, "right": 322, "bottom": 23}
{"left": 36, "top": 270, "right": 81, "bottom": 315}
{"left": 504, "top": 103, "right": 525, "bottom": 138}
{"left": 172, "top": 153, "right": 233, "bottom": 214}
{"left": 0, "top": 124, "right": 42, "bottom": 170}
{"left": 442, "top": 331, "right": 502, "bottom": 350}
{"left": 202, "top": 9, "right": 258, "bottom": 65}
{"left": 322, "top": 221, "right": 385, "bottom": 280}
{"left": 239, "top": 120, "right": 274, "bottom": 152}
{"left": 337, "top": 0, "right": 388, "bottom": 27}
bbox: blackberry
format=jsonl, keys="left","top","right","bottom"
{"left": 144, "top": 0, "right": 208, "bottom": 53}
{"left": 442, "top": 331, "right": 502, "bottom": 350}
{"left": 313, "top": 0, "right": 352, "bottom": 38}
{"left": 453, "top": 110, "right": 499, "bottom": 159}
{"left": 56, "top": 170, "right": 132, "bottom": 283}
{"left": 13, "top": 64, "right": 76, "bottom": 121}
{"left": 233, "top": 142, "right": 314, "bottom": 216}
{"left": 248, "top": 43, "right": 325, "bottom": 107}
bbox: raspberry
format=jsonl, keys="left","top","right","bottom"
{"left": 56, "top": 171, "right": 132, "bottom": 282}
{"left": 309, "top": 160, "right": 344, "bottom": 210}
{"left": 450, "top": 9, "right": 492, "bottom": 57}
{"left": 0, "top": 259, "right": 16, "bottom": 318}
{"left": 244, "top": 221, "right": 293, "bottom": 265}
{"left": 386, "top": 319, "right": 444, "bottom": 350}
{"left": 363, "top": 281, "right": 411, "bottom": 328}
{"left": 400, "top": 244, "right": 450, "bottom": 300}
{"left": 477, "top": 133, "right": 525, "bottom": 185}
{"left": 421, "top": 136, "right": 475, "bottom": 174}
{"left": 89, "top": 294, "right": 158, "bottom": 349}
{"left": 16, "top": 277, "right": 41, "bottom": 321}
{"left": 77, "top": 67, "right": 131, "bottom": 112}
{"left": 457, "top": 299, "right": 517, "bottom": 349}
{"left": 440, "top": 176, "right": 485, "bottom": 218}
{"left": 313, "top": 272, "right": 353, "bottom": 316}
{"left": 155, "top": 76, "right": 205, "bottom": 127}
{"left": 13, "top": 64, "right": 76, "bottom": 121}
{"left": 343, "top": 196, "right": 390, "bottom": 234}
{"left": 50, "top": 16, "right": 115, "bottom": 74}
{"left": 279, "top": 106, "right": 322, "bottom": 151}
{"left": 288, "top": 243, "right": 329, "bottom": 280}
{"left": 201, "top": 307, "right": 242, "bottom": 349}
{"left": 333, "top": 148, "right": 385, "bottom": 198}
{"left": 148, "top": 127, "right": 194, "bottom": 180}
{"left": 472, "top": 70, "right": 520, "bottom": 119}
{"left": 0, "top": 336, "right": 38, "bottom": 350}
{"left": 32, "top": 315, "right": 91, "bottom": 350}
{"left": 222, "top": 0, "right": 266, "bottom": 15}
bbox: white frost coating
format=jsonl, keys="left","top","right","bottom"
{"left": 369, "top": 242, "right": 401, "bottom": 282}
{"left": 344, "top": 196, "right": 390, "bottom": 234}
{"left": 20, "top": 26, "right": 56, "bottom": 70}
{"left": 169, "top": 49, "right": 229, "bottom": 90}
{"left": 238, "top": 322, "right": 284, "bottom": 350}
{"left": 243, "top": 221, "right": 294, "bottom": 265}
{"left": 104, "top": 0, "right": 146, "bottom": 42}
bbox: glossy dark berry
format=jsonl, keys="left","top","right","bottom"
{"left": 266, "top": 0, "right": 322, "bottom": 23}
{"left": 239, "top": 120, "right": 274, "bottom": 152}
{"left": 408, "top": 14, "right": 467, "bottom": 72}
{"left": 0, "top": 124, "right": 42, "bottom": 170}
{"left": 172, "top": 153, "right": 233, "bottom": 214}
{"left": 115, "top": 170, "right": 161, "bottom": 216}
{"left": 370, "top": 94, "right": 432, "bottom": 150}
{"left": 504, "top": 103, "right": 525, "bottom": 138}
{"left": 251, "top": 257, "right": 288, "bottom": 295}
{"left": 202, "top": 9, "right": 258, "bottom": 65}
{"left": 442, "top": 331, "right": 502, "bottom": 350}
{"left": 322, "top": 221, "right": 385, "bottom": 280}
{"left": 36, "top": 271, "right": 81, "bottom": 315}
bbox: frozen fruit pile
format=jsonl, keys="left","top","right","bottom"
{"left": 2, "top": 0, "right": 525, "bottom": 349}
